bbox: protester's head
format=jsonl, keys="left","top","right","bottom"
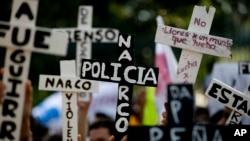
{"left": 195, "top": 107, "right": 210, "bottom": 124}
{"left": 94, "top": 112, "right": 113, "bottom": 122}
{"left": 89, "top": 119, "right": 115, "bottom": 141}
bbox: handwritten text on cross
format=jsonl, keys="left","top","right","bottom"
{"left": 155, "top": 6, "right": 233, "bottom": 84}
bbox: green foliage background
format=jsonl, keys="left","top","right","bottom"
{"left": 0, "top": 0, "right": 250, "bottom": 105}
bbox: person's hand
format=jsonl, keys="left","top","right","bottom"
{"left": 0, "top": 68, "right": 33, "bottom": 141}
{"left": 78, "top": 93, "right": 92, "bottom": 141}
{"left": 77, "top": 93, "right": 92, "bottom": 115}
{"left": 108, "top": 135, "right": 127, "bottom": 141}
{"left": 159, "top": 102, "right": 168, "bottom": 126}
{"left": 78, "top": 134, "right": 81, "bottom": 141}
{"left": 20, "top": 80, "right": 33, "bottom": 141}
{"left": 217, "top": 106, "right": 232, "bottom": 125}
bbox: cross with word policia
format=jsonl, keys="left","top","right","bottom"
{"left": 54, "top": 5, "right": 119, "bottom": 101}
{"left": 80, "top": 33, "right": 159, "bottom": 141}
{"left": 0, "top": 0, "right": 68, "bottom": 140}
{"left": 39, "top": 60, "right": 99, "bottom": 141}
{"left": 155, "top": 6, "right": 232, "bottom": 84}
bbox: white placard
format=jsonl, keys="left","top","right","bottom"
{"left": 205, "top": 79, "right": 250, "bottom": 117}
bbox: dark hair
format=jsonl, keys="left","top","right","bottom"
{"left": 89, "top": 119, "right": 115, "bottom": 135}
{"left": 46, "top": 134, "right": 62, "bottom": 141}
{"left": 95, "top": 112, "right": 113, "bottom": 121}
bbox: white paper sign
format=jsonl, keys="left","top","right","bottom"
{"left": 205, "top": 79, "right": 250, "bottom": 117}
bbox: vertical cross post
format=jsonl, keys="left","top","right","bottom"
{"left": 80, "top": 33, "right": 159, "bottom": 141}
{"left": 0, "top": 0, "right": 68, "bottom": 140}
{"left": 39, "top": 60, "right": 99, "bottom": 141}
{"left": 155, "top": 6, "right": 232, "bottom": 84}
{"left": 167, "top": 83, "right": 194, "bottom": 140}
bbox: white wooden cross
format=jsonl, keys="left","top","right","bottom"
{"left": 39, "top": 60, "right": 99, "bottom": 141}
{"left": 0, "top": 0, "right": 68, "bottom": 140}
{"left": 205, "top": 79, "right": 250, "bottom": 120}
{"left": 155, "top": 6, "right": 232, "bottom": 84}
{"left": 54, "top": 6, "right": 119, "bottom": 101}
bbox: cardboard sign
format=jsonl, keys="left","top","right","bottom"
{"left": 155, "top": 6, "right": 233, "bottom": 84}
{"left": 167, "top": 83, "right": 194, "bottom": 141}
{"left": 39, "top": 60, "right": 99, "bottom": 141}
{"left": 80, "top": 33, "right": 159, "bottom": 141}
{"left": 205, "top": 79, "right": 250, "bottom": 117}
{"left": 167, "top": 83, "right": 194, "bottom": 126}
{"left": 239, "top": 62, "right": 250, "bottom": 75}
{"left": 0, "top": 1, "right": 68, "bottom": 140}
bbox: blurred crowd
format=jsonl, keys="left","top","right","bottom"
{"left": 1, "top": 62, "right": 250, "bottom": 141}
